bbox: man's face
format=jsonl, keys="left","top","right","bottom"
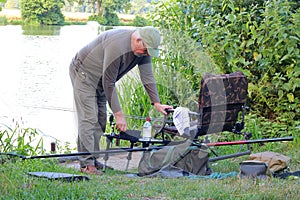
{"left": 134, "top": 40, "right": 149, "bottom": 57}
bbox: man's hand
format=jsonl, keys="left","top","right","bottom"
{"left": 153, "top": 102, "right": 173, "bottom": 115}
{"left": 114, "top": 110, "right": 127, "bottom": 132}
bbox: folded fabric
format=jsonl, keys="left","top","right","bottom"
{"left": 188, "top": 172, "right": 239, "bottom": 179}
{"left": 249, "top": 151, "right": 291, "bottom": 174}
{"left": 173, "top": 107, "right": 190, "bottom": 137}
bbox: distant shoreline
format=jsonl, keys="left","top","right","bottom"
{"left": 0, "top": 8, "right": 91, "bottom": 21}
{"left": 0, "top": 8, "right": 135, "bottom": 22}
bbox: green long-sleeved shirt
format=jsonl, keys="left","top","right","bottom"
{"left": 75, "top": 28, "right": 160, "bottom": 113}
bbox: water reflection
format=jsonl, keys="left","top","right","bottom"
{"left": 22, "top": 25, "right": 61, "bottom": 36}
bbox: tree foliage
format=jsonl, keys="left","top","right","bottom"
{"left": 73, "top": 0, "right": 130, "bottom": 25}
{"left": 132, "top": 15, "right": 150, "bottom": 27}
{"left": 150, "top": 0, "right": 300, "bottom": 124}
{"left": 66, "top": 0, "right": 131, "bottom": 16}
{"left": 20, "top": 0, "right": 65, "bottom": 25}
{"left": 0, "top": 0, "right": 7, "bottom": 11}
{"left": 129, "top": 0, "right": 152, "bottom": 14}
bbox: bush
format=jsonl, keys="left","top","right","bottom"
{"left": 150, "top": 0, "right": 300, "bottom": 127}
{"left": 20, "top": 0, "right": 65, "bottom": 25}
{"left": 132, "top": 15, "right": 149, "bottom": 27}
{"left": 88, "top": 11, "right": 120, "bottom": 26}
{"left": 105, "top": 11, "right": 119, "bottom": 26}
{"left": 88, "top": 14, "right": 107, "bottom": 25}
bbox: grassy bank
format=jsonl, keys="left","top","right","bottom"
{"left": 1, "top": 139, "right": 299, "bottom": 199}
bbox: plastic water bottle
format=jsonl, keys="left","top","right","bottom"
{"left": 142, "top": 118, "right": 152, "bottom": 140}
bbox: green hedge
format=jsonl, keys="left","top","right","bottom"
{"left": 150, "top": 0, "right": 299, "bottom": 126}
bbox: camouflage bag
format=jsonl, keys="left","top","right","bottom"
{"left": 137, "top": 140, "right": 209, "bottom": 177}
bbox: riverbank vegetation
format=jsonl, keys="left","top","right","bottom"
{"left": 0, "top": 0, "right": 299, "bottom": 198}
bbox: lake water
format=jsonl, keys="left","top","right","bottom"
{"left": 0, "top": 23, "right": 103, "bottom": 151}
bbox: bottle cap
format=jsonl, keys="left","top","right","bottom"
{"left": 146, "top": 117, "right": 151, "bottom": 121}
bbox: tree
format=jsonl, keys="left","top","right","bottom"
{"left": 0, "top": 0, "right": 7, "bottom": 11}
{"left": 20, "top": 0, "right": 65, "bottom": 25}
{"left": 130, "top": 0, "right": 152, "bottom": 15}
{"left": 66, "top": 0, "right": 131, "bottom": 15}
{"left": 83, "top": 0, "right": 131, "bottom": 25}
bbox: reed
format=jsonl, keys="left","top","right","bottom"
{"left": 0, "top": 119, "right": 44, "bottom": 156}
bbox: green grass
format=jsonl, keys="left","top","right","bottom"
{"left": 1, "top": 139, "right": 299, "bottom": 200}
{"left": 1, "top": 85, "right": 299, "bottom": 200}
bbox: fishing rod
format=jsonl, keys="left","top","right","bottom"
{"left": 202, "top": 136, "right": 294, "bottom": 147}
{"left": 194, "top": 136, "right": 294, "bottom": 162}
{"left": 0, "top": 146, "right": 166, "bottom": 160}
{"left": 0, "top": 136, "right": 293, "bottom": 160}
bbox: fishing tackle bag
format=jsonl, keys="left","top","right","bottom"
{"left": 137, "top": 140, "right": 210, "bottom": 177}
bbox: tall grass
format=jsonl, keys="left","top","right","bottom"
{"left": 0, "top": 119, "right": 45, "bottom": 157}
{"left": 0, "top": 118, "right": 76, "bottom": 158}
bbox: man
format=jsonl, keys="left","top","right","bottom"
{"left": 69, "top": 26, "right": 173, "bottom": 175}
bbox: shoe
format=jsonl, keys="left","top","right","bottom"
{"left": 80, "top": 165, "right": 104, "bottom": 175}
{"left": 95, "top": 160, "right": 114, "bottom": 170}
